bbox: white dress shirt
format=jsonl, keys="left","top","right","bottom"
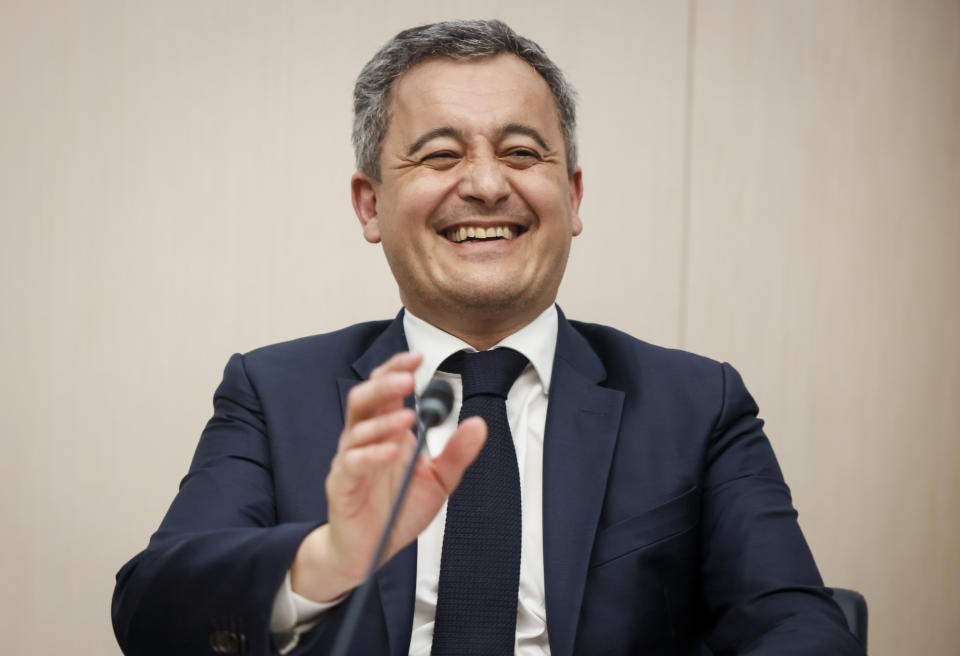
{"left": 271, "top": 306, "right": 558, "bottom": 655}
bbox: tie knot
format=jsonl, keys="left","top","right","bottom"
{"left": 440, "top": 348, "right": 529, "bottom": 400}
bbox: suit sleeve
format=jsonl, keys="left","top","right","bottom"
{"left": 699, "top": 363, "right": 864, "bottom": 655}
{"left": 111, "top": 353, "right": 322, "bottom": 656}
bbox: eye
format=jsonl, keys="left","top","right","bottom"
{"left": 502, "top": 148, "right": 541, "bottom": 168}
{"left": 419, "top": 151, "right": 460, "bottom": 168}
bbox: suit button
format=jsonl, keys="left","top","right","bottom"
{"left": 209, "top": 630, "right": 248, "bottom": 654}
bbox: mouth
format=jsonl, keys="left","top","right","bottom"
{"left": 441, "top": 224, "right": 526, "bottom": 243}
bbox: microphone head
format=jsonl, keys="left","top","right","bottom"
{"left": 419, "top": 378, "right": 454, "bottom": 428}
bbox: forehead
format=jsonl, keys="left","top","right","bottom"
{"left": 385, "top": 54, "right": 561, "bottom": 144}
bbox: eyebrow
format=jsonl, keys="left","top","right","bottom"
{"left": 499, "top": 124, "right": 551, "bottom": 151}
{"left": 407, "top": 127, "right": 460, "bottom": 157}
{"left": 406, "top": 124, "right": 552, "bottom": 157}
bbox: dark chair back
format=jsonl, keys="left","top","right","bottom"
{"left": 830, "top": 587, "right": 868, "bottom": 648}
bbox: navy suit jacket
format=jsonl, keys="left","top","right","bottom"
{"left": 112, "top": 310, "right": 863, "bottom": 655}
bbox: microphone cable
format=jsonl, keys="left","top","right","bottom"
{"left": 330, "top": 378, "right": 454, "bottom": 656}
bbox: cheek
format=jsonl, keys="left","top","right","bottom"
{"left": 399, "top": 175, "right": 455, "bottom": 216}
{"left": 514, "top": 174, "right": 571, "bottom": 215}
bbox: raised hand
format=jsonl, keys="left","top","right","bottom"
{"left": 289, "top": 351, "right": 486, "bottom": 602}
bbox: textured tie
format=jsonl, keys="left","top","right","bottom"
{"left": 432, "top": 347, "right": 529, "bottom": 655}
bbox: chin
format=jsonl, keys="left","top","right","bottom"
{"left": 446, "top": 278, "right": 524, "bottom": 306}
{"left": 453, "top": 285, "right": 550, "bottom": 318}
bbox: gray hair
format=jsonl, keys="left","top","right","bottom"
{"left": 352, "top": 19, "right": 578, "bottom": 181}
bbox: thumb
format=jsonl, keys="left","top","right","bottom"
{"left": 431, "top": 416, "right": 486, "bottom": 494}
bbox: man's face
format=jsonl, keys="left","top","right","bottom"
{"left": 352, "top": 53, "right": 583, "bottom": 334}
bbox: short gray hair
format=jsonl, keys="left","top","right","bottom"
{"left": 352, "top": 19, "right": 578, "bottom": 181}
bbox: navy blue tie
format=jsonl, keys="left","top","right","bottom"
{"left": 432, "top": 348, "right": 529, "bottom": 655}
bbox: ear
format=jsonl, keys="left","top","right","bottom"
{"left": 351, "top": 171, "right": 382, "bottom": 243}
{"left": 569, "top": 167, "right": 584, "bottom": 236}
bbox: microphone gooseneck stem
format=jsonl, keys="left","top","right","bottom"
{"left": 329, "top": 420, "right": 430, "bottom": 656}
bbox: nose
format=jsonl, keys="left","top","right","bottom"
{"left": 457, "top": 151, "right": 510, "bottom": 206}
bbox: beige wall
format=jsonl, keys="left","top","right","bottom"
{"left": 1, "top": 1, "right": 957, "bottom": 653}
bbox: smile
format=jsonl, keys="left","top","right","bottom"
{"left": 444, "top": 225, "right": 521, "bottom": 243}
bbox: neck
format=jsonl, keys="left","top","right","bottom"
{"left": 405, "top": 301, "right": 551, "bottom": 351}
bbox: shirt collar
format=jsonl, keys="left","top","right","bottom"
{"left": 403, "top": 305, "right": 558, "bottom": 396}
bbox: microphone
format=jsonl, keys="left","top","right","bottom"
{"left": 418, "top": 378, "right": 454, "bottom": 428}
{"left": 331, "top": 377, "right": 455, "bottom": 656}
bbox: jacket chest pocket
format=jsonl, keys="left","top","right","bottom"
{"left": 589, "top": 486, "right": 700, "bottom": 569}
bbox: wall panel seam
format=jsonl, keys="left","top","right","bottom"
{"left": 678, "top": 0, "right": 697, "bottom": 349}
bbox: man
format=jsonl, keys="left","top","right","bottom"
{"left": 112, "top": 20, "right": 864, "bottom": 656}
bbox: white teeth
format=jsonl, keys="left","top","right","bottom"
{"left": 445, "top": 225, "right": 519, "bottom": 243}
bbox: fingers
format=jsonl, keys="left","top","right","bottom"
{"left": 345, "top": 352, "right": 422, "bottom": 426}
{"left": 328, "top": 437, "right": 406, "bottom": 505}
{"left": 338, "top": 440, "right": 400, "bottom": 476}
{"left": 333, "top": 352, "right": 422, "bottom": 486}
{"left": 369, "top": 351, "right": 421, "bottom": 379}
{"left": 334, "top": 404, "right": 416, "bottom": 485}
{"left": 345, "top": 373, "right": 412, "bottom": 424}
{"left": 431, "top": 416, "right": 487, "bottom": 495}
{"left": 340, "top": 407, "right": 416, "bottom": 454}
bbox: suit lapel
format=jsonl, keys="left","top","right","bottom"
{"left": 337, "top": 311, "right": 418, "bottom": 656}
{"left": 543, "top": 312, "right": 624, "bottom": 656}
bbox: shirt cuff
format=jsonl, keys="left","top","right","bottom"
{"left": 270, "top": 570, "right": 348, "bottom": 654}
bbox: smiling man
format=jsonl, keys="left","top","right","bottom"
{"left": 352, "top": 52, "right": 583, "bottom": 351}
{"left": 112, "top": 20, "right": 864, "bottom": 656}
